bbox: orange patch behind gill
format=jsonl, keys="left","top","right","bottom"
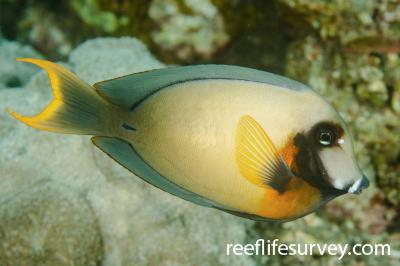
{"left": 258, "top": 138, "right": 322, "bottom": 220}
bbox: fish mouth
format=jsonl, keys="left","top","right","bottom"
{"left": 347, "top": 175, "right": 370, "bottom": 194}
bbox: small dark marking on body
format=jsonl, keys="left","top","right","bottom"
{"left": 122, "top": 123, "right": 136, "bottom": 131}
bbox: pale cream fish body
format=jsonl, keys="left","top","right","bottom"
{"left": 122, "top": 79, "right": 338, "bottom": 213}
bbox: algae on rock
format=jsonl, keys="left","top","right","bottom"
{"left": 149, "top": 0, "right": 229, "bottom": 61}
{"left": 0, "top": 0, "right": 399, "bottom": 265}
{"left": 282, "top": 0, "right": 400, "bottom": 206}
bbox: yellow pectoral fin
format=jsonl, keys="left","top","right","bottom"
{"left": 235, "top": 115, "right": 294, "bottom": 193}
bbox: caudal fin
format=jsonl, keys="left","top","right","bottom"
{"left": 8, "top": 58, "right": 111, "bottom": 135}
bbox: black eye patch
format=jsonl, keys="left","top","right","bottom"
{"left": 293, "top": 128, "right": 347, "bottom": 199}
{"left": 311, "top": 122, "right": 343, "bottom": 148}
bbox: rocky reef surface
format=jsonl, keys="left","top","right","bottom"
{"left": 0, "top": 0, "right": 399, "bottom": 265}
{"left": 1, "top": 34, "right": 398, "bottom": 266}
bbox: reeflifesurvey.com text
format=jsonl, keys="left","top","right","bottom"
{"left": 226, "top": 239, "right": 392, "bottom": 260}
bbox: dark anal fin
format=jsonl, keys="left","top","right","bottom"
{"left": 91, "top": 137, "right": 223, "bottom": 208}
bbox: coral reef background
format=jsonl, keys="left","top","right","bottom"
{"left": 0, "top": 0, "right": 399, "bottom": 265}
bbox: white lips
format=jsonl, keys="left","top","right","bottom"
{"left": 332, "top": 179, "right": 346, "bottom": 190}
{"left": 348, "top": 178, "right": 363, "bottom": 193}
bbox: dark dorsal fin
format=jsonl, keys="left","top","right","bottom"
{"left": 94, "top": 65, "right": 309, "bottom": 110}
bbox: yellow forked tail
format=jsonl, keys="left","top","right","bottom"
{"left": 8, "top": 58, "right": 111, "bottom": 135}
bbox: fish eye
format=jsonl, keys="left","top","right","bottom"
{"left": 317, "top": 128, "right": 336, "bottom": 147}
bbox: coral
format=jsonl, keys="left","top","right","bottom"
{"left": 0, "top": 38, "right": 43, "bottom": 89}
{"left": 148, "top": 0, "right": 229, "bottom": 61}
{"left": 17, "top": 5, "right": 74, "bottom": 58}
{"left": 71, "top": 0, "right": 129, "bottom": 33}
{"left": 69, "top": 37, "right": 164, "bottom": 84}
{"left": 0, "top": 0, "right": 399, "bottom": 264}
{"left": 282, "top": 1, "right": 400, "bottom": 207}
{"left": 0, "top": 180, "right": 102, "bottom": 266}
{"left": 278, "top": 0, "right": 400, "bottom": 46}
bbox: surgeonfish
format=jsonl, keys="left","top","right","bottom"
{"left": 9, "top": 58, "right": 369, "bottom": 222}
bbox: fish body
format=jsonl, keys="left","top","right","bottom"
{"left": 127, "top": 80, "right": 328, "bottom": 219}
{"left": 9, "top": 59, "right": 369, "bottom": 221}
